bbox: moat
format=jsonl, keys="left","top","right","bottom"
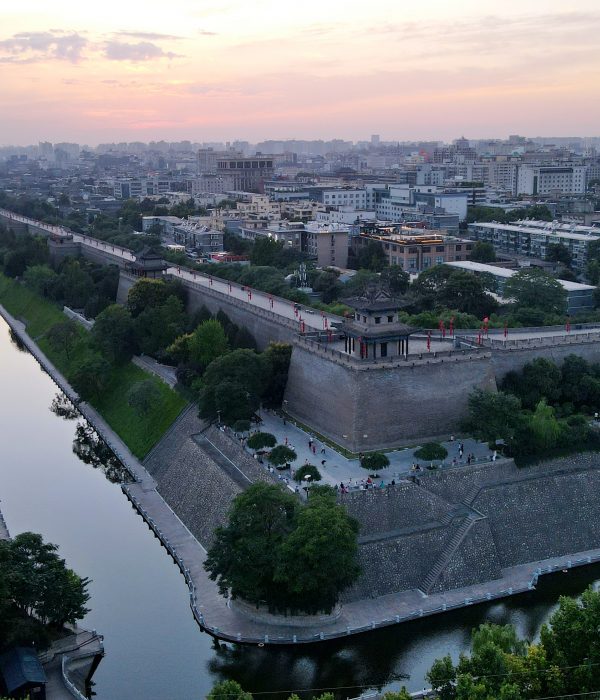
{"left": 1, "top": 315, "right": 599, "bottom": 700}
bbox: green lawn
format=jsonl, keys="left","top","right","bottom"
{"left": 0, "top": 274, "right": 187, "bottom": 458}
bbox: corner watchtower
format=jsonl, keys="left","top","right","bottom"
{"left": 340, "top": 284, "right": 417, "bottom": 360}
{"left": 125, "top": 246, "right": 168, "bottom": 279}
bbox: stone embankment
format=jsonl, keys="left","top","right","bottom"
{"left": 5, "top": 301, "right": 600, "bottom": 645}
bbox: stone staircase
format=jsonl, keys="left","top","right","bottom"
{"left": 419, "top": 515, "right": 479, "bottom": 595}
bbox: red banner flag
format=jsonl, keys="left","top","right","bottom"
{"left": 427, "top": 330, "right": 431, "bottom": 352}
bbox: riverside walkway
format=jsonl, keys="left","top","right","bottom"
{"left": 4, "top": 303, "right": 600, "bottom": 645}
{"left": 4, "top": 302, "right": 600, "bottom": 644}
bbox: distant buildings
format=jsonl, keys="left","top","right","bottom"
{"left": 352, "top": 229, "right": 473, "bottom": 272}
{"left": 446, "top": 260, "right": 595, "bottom": 314}
{"left": 517, "top": 165, "right": 587, "bottom": 196}
{"left": 468, "top": 220, "right": 600, "bottom": 272}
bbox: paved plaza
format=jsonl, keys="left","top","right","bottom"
{"left": 253, "top": 409, "right": 493, "bottom": 490}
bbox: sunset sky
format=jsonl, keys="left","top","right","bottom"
{"left": 1, "top": 0, "right": 600, "bottom": 145}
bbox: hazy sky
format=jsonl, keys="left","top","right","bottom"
{"left": 1, "top": 0, "right": 600, "bottom": 145}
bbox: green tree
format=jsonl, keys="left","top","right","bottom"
{"left": 268, "top": 445, "right": 297, "bottom": 467}
{"left": 207, "top": 681, "right": 253, "bottom": 700}
{"left": 357, "top": 240, "right": 386, "bottom": 271}
{"left": 232, "top": 419, "right": 251, "bottom": 433}
{"left": 251, "top": 237, "right": 284, "bottom": 267}
{"left": 54, "top": 260, "right": 95, "bottom": 308}
{"left": 127, "top": 277, "right": 186, "bottom": 316}
{"left": 411, "top": 266, "right": 497, "bottom": 316}
{"left": 380, "top": 265, "right": 410, "bottom": 295}
{"left": 262, "top": 343, "right": 292, "bottom": 408}
{"left": 246, "top": 432, "right": 277, "bottom": 451}
{"left": 381, "top": 691, "right": 413, "bottom": 700}
{"left": 501, "top": 357, "right": 562, "bottom": 409}
{"left": 274, "top": 488, "right": 360, "bottom": 613}
{"left": 134, "top": 295, "right": 186, "bottom": 357}
{"left": 546, "top": 242, "right": 572, "bottom": 267}
{"left": 92, "top": 304, "right": 137, "bottom": 363}
{"left": 199, "top": 349, "right": 267, "bottom": 424}
{"left": 427, "top": 654, "right": 456, "bottom": 700}
{"left": 70, "top": 352, "right": 110, "bottom": 400}
{"left": 360, "top": 452, "right": 390, "bottom": 474}
{"left": 188, "top": 319, "right": 229, "bottom": 371}
{"left": 468, "top": 241, "right": 497, "bottom": 263}
{"left": 503, "top": 268, "right": 567, "bottom": 314}
{"left": 23, "top": 264, "right": 58, "bottom": 296}
{"left": 204, "top": 484, "right": 299, "bottom": 606}
{"left": 127, "top": 379, "right": 161, "bottom": 416}
{"left": 46, "top": 320, "right": 80, "bottom": 359}
{"left": 414, "top": 442, "right": 448, "bottom": 461}
{"left": 465, "top": 390, "right": 522, "bottom": 445}
{"left": 293, "top": 464, "right": 321, "bottom": 482}
{"left": 312, "top": 269, "right": 342, "bottom": 303}
{"left": 0, "top": 532, "right": 90, "bottom": 634}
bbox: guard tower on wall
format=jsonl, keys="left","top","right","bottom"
{"left": 125, "top": 246, "right": 168, "bottom": 279}
{"left": 340, "top": 284, "right": 417, "bottom": 360}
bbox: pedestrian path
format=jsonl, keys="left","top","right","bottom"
{"left": 255, "top": 410, "right": 492, "bottom": 489}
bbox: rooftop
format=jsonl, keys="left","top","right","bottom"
{"left": 446, "top": 260, "right": 596, "bottom": 291}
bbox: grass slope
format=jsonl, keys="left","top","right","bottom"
{"left": 0, "top": 274, "right": 187, "bottom": 458}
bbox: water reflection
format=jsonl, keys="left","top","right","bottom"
{"left": 72, "top": 422, "right": 133, "bottom": 484}
{"left": 50, "top": 393, "right": 79, "bottom": 420}
{"left": 206, "top": 564, "right": 600, "bottom": 699}
{"left": 9, "top": 328, "right": 27, "bottom": 352}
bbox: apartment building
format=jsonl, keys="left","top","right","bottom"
{"left": 517, "top": 165, "right": 587, "bottom": 195}
{"left": 304, "top": 222, "right": 349, "bottom": 268}
{"left": 351, "top": 229, "right": 473, "bottom": 272}
{"left": 216, "top": 155, "right": 274, "bottom": 192}
{"left": 468, "top": 220, "right": 600, "bottom": 271}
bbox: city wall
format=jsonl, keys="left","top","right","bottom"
{"left": 284, "top": 343, "right": 497, "bottom": 452}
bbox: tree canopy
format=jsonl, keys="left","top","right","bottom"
{"left": 503, "top": 268, "right": 567, "bottom": 314}
{"left": 468, "top": 241, "right": 496, "bottom": 263}
{"left": 204, "top": 483, "right": 360, "bottom": 613}
{"left": 411, "top": 266, "right": 498, "bottom": 317}
{"left": 427, "top": 587, "right": 600, "bottom": 699}
{"left": 0, "top": 532, "right": 90, "bottom": 652}
{"left": 246, "top": 432, "right": 277, "bottom": 451}
{"left": 91, "top": 304, "right": 137, "bottom": 363}
{"left": 198, "top": 349, "right": 267, "bottom": 425}
{"left": 360, "top": 452, "right": 390, "bottom": 474}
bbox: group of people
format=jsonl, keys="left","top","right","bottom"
{"left": 337, "top": 477, "right": 393, "bottom": 493}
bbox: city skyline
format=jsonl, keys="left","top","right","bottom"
{"left": 2, "top": 0, "right": 600, "bottom": 145}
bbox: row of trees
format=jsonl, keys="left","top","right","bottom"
{"left": 427, "top": 586, "right": 600, "bottom": 699}
{"left": 0, "top": 225, "right": 120, "bottom": 318}
{"left": 464, "top": 355, "right": 600, "bottom": 457}
{"left": 204, "top": 483, "right": 360, "bottom": 614}
{"left": 0, "top": 532, "right": 90, "bottom": 652}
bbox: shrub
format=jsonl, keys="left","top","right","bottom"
{"left": 414, "top": 442, "right": 448, "bottom": 461}
{"left": 293, "top": 464, "right": 322, "bottom": 483}
{"left": 268, "top": 445, "right": 297, "bottom": 467}
{"left": 246, "top": 432, "right": 277, "bottom": 451}
{"left": 360, "top": 452, "right": 390, "bottom": 474}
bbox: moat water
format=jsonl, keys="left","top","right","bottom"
{"left": 1, "top": 315, "right": 599, "bottom": 700}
